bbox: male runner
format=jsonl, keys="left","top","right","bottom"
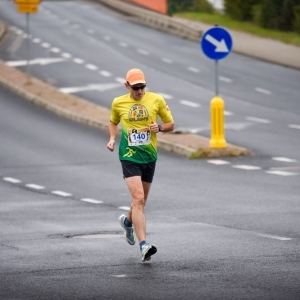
{"left": 107, "top": 68, "right": 174, "bottom": 261}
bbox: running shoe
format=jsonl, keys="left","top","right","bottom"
{"left": 141, "top": 242, "right": 157, "bottom": 262}
{"left": 118, "top": 214, "right": 136, "bottom": 245}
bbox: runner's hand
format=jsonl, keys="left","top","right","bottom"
{"left": 150, "top": 121, "right": 159, "bottom": 133}
{"left": 107, "top": 139, "right": 115, "bottom": 152}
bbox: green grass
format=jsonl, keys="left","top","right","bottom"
{"left": 174, "top": 12, "right": 300, "bottom": 47}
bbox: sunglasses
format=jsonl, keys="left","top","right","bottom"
{"left": 127, "top": 82, "right": 146, "bottom": 91}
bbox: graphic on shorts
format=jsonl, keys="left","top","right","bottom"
{"left": 128, "top": 104, "right": 149, "bottom": 122}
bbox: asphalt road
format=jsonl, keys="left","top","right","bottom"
{"left": 1, "top": 80, "right": 300, "bottom": 299}
{"left": 0, "top": 1, "right": 300, "bottom": 299}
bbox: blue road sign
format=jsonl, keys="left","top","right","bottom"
{"left": 201, "top": 27, "right": 233, "bottom": 60}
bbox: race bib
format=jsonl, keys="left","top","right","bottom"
{"left": 128, "top": 128, "right": 151, "bottom": 146}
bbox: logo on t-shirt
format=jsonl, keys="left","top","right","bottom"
{"left": 128, "top": 104, "right": 149, "bottom": 122}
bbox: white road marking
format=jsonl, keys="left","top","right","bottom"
{"left": 224, "top": 111, "right": 234, "bottom": 116}
{"left": 137, "top": 49, "right": 149, "bottom": 55}
{"left": 157, "top": 93, "right": 173, "bottom": 100}
{"left": 289, "top": 124, "right": 300, "bottom": 130}
{"left": 232, "top": 165, "right": 261, "bottom": 170}
{"left": 219, "top": 76, "right": 232, "bottom": 83}
{"left": 187, "top": 66, "right": 200, "bottom": 73}
{"left": 115, "top": 77, "right": 125, "bottom": 83}
{"left": 272, "top": 157, "right": 297, "bottom": 163}
{"left": 3, "top": 177, "right": 21, "bottom": 183}
{"left": 61, "top": 52, "right": 72, "bottom": 59}
{"left": 255, "top": 87, "right": 272, "bottom": 95}
{"left": 73, "top": 58, "right": 84, "bottom": 64}
{"left": 266, "top": 170, "right": 298, "bottom": 176}
{"left": 51, "top": 47, "right": 61, "bottom": 53}
{"left": 103, "top": 35, "right": 111, "bottom": 41}
{"left": 119, "top": 42, "right": 128, "bottom": 47}
{"left": 16, "top": 29, "right": 23, "bottom": 35}
{"left": 85, "top": 64, "right": 98, "bottom": 71}
{"left": 87, "top": 29, "right": 95, "bottom": 34}
{"left": 118, "top": 206, "right": 130, "bottom": 211}
{"left": 81, "top": 198, "right": 103, "bottom": 204}
{"left": 162, "top": 58, "right": 173, "bottom": 64}
{"left": 26, "top": 184, "right": 45, "bottom": 190}
{"left": 59, "top": 82, "right": 122, "bottom": 94}
{"left": 99, "top": 70, "right": 112, "bottom": 77}
{"left": 32, "top": 38, "right": 41, "bottom": 43}
{"left": 51, "top": 191, "right": 72, "bottom": 197}
{"left": 41, "top": 42, "right": 51, "bottom": 48}
{"left": 246, "top": 116, "right": 271, "bottom": 124}
{"left": 6, "top": 58, "right": 66, "bottom": 67}
{"left": 207, "top": 160, "right": 230, "bottom": 165}
{"left": 255, "top": 233, "right": 292, "bottom": 241}
{"left": 111, "top": 275, "right": 127, "bottom": 278}
{"left": 179, "top": 100, "right": 200, "bottom": 108}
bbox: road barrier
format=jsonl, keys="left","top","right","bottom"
{"left": 96, "top": 0, "right": 202, "bottom": 42}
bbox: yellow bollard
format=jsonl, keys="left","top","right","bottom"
{"left": 209, "top": 96, "right": 227, "bottom": 148}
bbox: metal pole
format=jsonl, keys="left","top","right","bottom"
{"left": 26, "top": 13, "right": 30, "bottom": 77}
{"left": 215, "top": 59, "right": 219, "bottom": 96}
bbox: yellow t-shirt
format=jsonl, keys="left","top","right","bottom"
{"left": 110, "top": 92, "right": 174, "bottom": 163}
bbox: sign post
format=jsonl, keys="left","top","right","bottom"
{"left": 14, "top": 0, "right": 41, "bottom": 78}
{"left": 200, "top": 26, "right": 233, "bottom": 148}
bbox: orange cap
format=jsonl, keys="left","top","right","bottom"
{"left": 126, "top": 69, "right": 146, "bottom": 85}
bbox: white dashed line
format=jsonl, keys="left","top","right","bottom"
{"left": 51, "top": 47, "right": 61, "bottom": 53}
{"left": 103, "top": 35, "right": 111, "bottom": 41}
{"left": 111, "top": 275, "right": 127, "bottom": 278}
{"left": 255, "top": 87, "right": 272, "bottom": 95}
{"left": 115, "top": 77, "right": 125, "bottom": 83}
{"left": 73, "top": 58, "right": 84, "bottom": 64}
{"left": 187, "top": 66, "right": 200, "bottom": 73}
{"left": 51, "top": 191, "right": 72, "bottom": 197}
{"left": 100, "top": 70, "right": 112, "bottom": 77}
{"left": 289, "top": 124, "right": 300, "bottom": 130}
{"left": 87, "top": 29, "right": 95, "bottom": 34}
{"left": 224, "top": 111, "right": 234, "bottom": 116}
{"left": 266, "top": 170, "right": 298, "bottom": 176}
{"left": 207, "top": 160, "right": 230, "bottom": 165}
{"left": 86, "top": 64, "right": 98, "bottom": 71}
{"left": 26, "top": 184, "right": 45, "bottom": 190}
{"left": 255, "top": 233, "right": 292, "bottom": 241}
{"left": 179, "top": 100, "right": 200, "bottom": 108}
{"left": 272, "top": 157, "right": 297, "bottom": 163}
{"left": 81, "top": 198, "right": 103, "bottom": 204}
{"left": 118, "top": 206, "right": 130, "bottom": 211}
{"left": 157, "top": 93, "right": 173, "bottom": 100}
{"left": 219, "top": 76, "right": 232, "bottom": 83}
{"left": 3, "top": 177, "right": 21, "bottom": 183}
{"left": 32, "top": 38, "right": 41, "bottom": 43}
{"left": 119, "top": 42, "right": 128, "bottom": 47}
{"left": 137, "top": 49, "right": 149, "bottom": 55}
{"left": 246, "top": 116, "right": 271, "bottom": 124}
{"left": 232, "top": 165, "right": 261, "bottom": 170}
{"left": 162, "top": 58, "right": 173, "bottom": 64}
{"left": 61, "top": 52, "right": 72, "bottom": 59}
{"left": 41, "top": 42, "right": 51, "bottom": 48}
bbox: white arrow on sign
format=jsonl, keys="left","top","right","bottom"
{"left": 5, "top": 57, "right": 66, "bottom": 67}
{"left": 205, "top": 34, "right": 229, "bottom": 52}
{"left": 59, "top": 83, "right": 123, "bottom": 94}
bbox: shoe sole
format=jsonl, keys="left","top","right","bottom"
{"left": 118, "top": 216, "right": 135, "bottom": 246}
{"left": 142, "top": 245, "right": 157, "bottom": 262}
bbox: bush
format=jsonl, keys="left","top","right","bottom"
{"left": 224, "top": 0, "right": 262, "bottom": 21}
{"left": 191, "top": 0, "right": 215, "bottom": 13}
{"left": 294, "top": 5, "right": 300, "bottom": 33}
